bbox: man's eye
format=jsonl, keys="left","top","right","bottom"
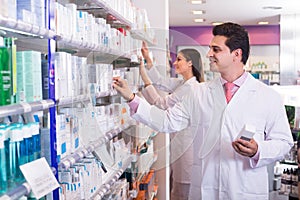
{"left": 213, "top": 48, "right": 220, "bottom": 53}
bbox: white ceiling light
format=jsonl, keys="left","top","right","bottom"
{"left": 211, "top": 22, "right": 223, "bottom": 26}
{"left": 192, "top": 10, "right": 205, "bottom": 15}
{"left": 194, "top": 18, "right": 205, "bottom": 23}
{"left": 258, "top": 21, "right": 269, "bottom": 25}
{"left": 191, "top": 1, "right": 204, "bottom": 4}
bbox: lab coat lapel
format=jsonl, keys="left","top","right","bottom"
{"left": 198, "top": 79, "right": 227, "bottom": 159}
{"left": 226, "top": 73, "right": 257, "bottom": 108}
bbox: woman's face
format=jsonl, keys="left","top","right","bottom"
{"left": 173, "top": 52, "right": 192, "bottom": 75}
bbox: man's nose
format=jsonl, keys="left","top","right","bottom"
{"left": 206, "top": 49, "right": 213, "bottom": 58}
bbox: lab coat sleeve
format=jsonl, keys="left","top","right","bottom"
{"left": 147, "top": 66, "right": 182, "bottom": 93}
{"left": 131, "top": 95, "right": 191, "bottom": 133}
{"left": 142, "top": 85, "right": 169, "bottom": 110}
{"left": 249, "top": 93, "right": 294, "bottom": 168}
{"left": 142, "top": 84, "right": 183, "bottom": 110}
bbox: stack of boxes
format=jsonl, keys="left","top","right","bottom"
{"left": 17, "top": 0, "right": 45, "bottom": 27}
{"left": 16, "top": 51, "right": 42, "bottom": 103}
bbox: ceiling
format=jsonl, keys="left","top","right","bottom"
{"left": 169, "top": 0, "right": 300, "bottom": 26}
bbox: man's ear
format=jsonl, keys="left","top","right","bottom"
{"left": 234, "top": 48, "right": 242, "bottom": 56}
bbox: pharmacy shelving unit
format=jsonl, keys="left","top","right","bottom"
{"left": 0, "top": 0, "right": 157, "bottom": 199}
{"left": 0, "top": 0, "right": 156, "bottom": 200}
{"left": 0, "top": 0, "right": 57, "bottom": 197}
{"left": 58, "top": 120, "right": 135, "bottom": 170}
{"left": 0, "top": 100, "right": 54, "bottom": 118}
{"left": 51, "top": 0, "right": 156, "bottom": 200}
{"left": 249, "top": 69, "right": 280, "bottom": 85}
{"left": 271, "top": 85, "right": 300, "bottom": 199}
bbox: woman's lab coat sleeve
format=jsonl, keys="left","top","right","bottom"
{"left": 131, "top": 95, "right": 191, "bottom": 133}
{"left": 142, "top": 85, "right": 169, "bottom": 110}
{"left": 147, "top": 66, "right": 182, "bottom": 93}
{"left": 142, "top": 84, "right": 183, "bottom": 110}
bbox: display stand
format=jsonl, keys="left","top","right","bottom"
{"left": 0, "top": 1, "right": 156, "bottom": 199}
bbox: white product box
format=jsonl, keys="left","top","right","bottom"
{"left": 235, "top": 124, "right": 256, "bottom": 141}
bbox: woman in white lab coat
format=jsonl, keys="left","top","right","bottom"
{"left": 113, "top": 22, "right": 294, "bottom": 200}
{"left": 139, "top": 42, "right": 204, "bottom": 200}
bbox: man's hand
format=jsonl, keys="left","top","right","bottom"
{"left": 232, "top": 138, "right": 258, "bottom": 157}
{"left": 112, "top": 77, "right": 134, "bottom": 101}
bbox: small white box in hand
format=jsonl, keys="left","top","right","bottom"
{"left": 236, "top": 124, "right": 256, "bottom": 141}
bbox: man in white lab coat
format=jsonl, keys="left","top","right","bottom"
{"left": 113, "top": 22, "right": 294, "bottom": 200}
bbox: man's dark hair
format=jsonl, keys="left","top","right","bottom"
{"left": 213, "top": 22, "right": 250, "bottom": 65}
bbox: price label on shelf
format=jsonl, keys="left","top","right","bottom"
{"left": 77, "top": 151, "right": 84, "bottom": 158}
{"left": 61, "top": 160, "right": 70, "bottom": 169}
{"left": 82, "top": 148, "right": 89, "bottom": 156}
{"left": 20, "top": 102, "right": 32, "bottom": 113}
{"left": 69, "top": 157, "right": 76, "bottom": 165}
{"left": 40, "top": 100, "right": 49, "bottom": 110}
{"left": 20, "top": 157, "right": 60, "bottom": 199}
